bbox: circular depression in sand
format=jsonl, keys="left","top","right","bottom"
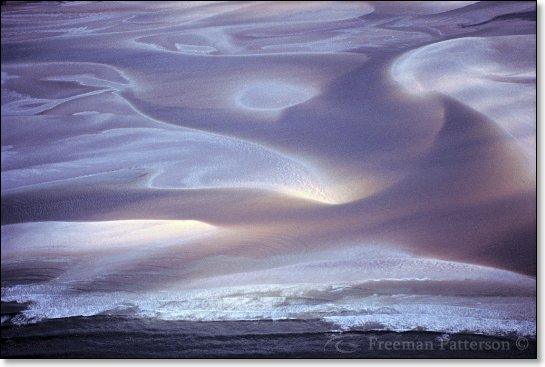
{"left": 237, "top": 82, "right": 317, "bottom": 111}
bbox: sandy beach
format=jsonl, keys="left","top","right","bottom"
{"left": 1, "top": 1, "right": 536, "bottom": 358}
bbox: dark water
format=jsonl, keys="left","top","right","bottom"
{"left": 0, "top": 302, "right": 537, "bottom": 359}
{"left": 1, "top": 314, "right": 536, "bottom": 358}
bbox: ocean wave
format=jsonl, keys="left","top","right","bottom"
{"left": 1, "top": 281, "right": 535, "bottom": 337}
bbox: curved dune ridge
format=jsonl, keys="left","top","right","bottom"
{"left": 0, "top": 63, "right": 355, "bottom": 204}
{"left": 0, "top": 1, "right": 536, "bottom": 338}
{"left": 1, "top": 119, "right": 350, "bottom": 204}
{"left": 391, "top": 36, "right": 536, "bottom": 166}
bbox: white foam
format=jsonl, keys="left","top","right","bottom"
{"left": 1, "top": 283, "right": 535, "bottom": 336}
{"left": 1, "top": 236, "right": 536, "bottom": 336}
{"left": 323, "top": 296, "right": 536, "bottom": 336}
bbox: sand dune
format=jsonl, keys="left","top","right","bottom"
{"left": 392, "top": 35, "right": 536, "bottom": 168}
{"left": 1, "top": 1, "right": 536, "bottom": 336}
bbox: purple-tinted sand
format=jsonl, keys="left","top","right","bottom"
{"left": 1, "top": 1, "right": 536, "bottom": 358}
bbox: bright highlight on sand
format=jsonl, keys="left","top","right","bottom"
{"left": 1, "top": 220, "right": 217, "bottom": 256}
{"left": 236, "top": 82, "right": 317, "bottom": 111}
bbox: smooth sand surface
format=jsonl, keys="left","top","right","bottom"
{"left": 1, "top": 1, "right": 536, "bottom": 336}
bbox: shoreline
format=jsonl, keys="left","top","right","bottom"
{"left": 1, "top": 314, "right": 536, "bottom": 358}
